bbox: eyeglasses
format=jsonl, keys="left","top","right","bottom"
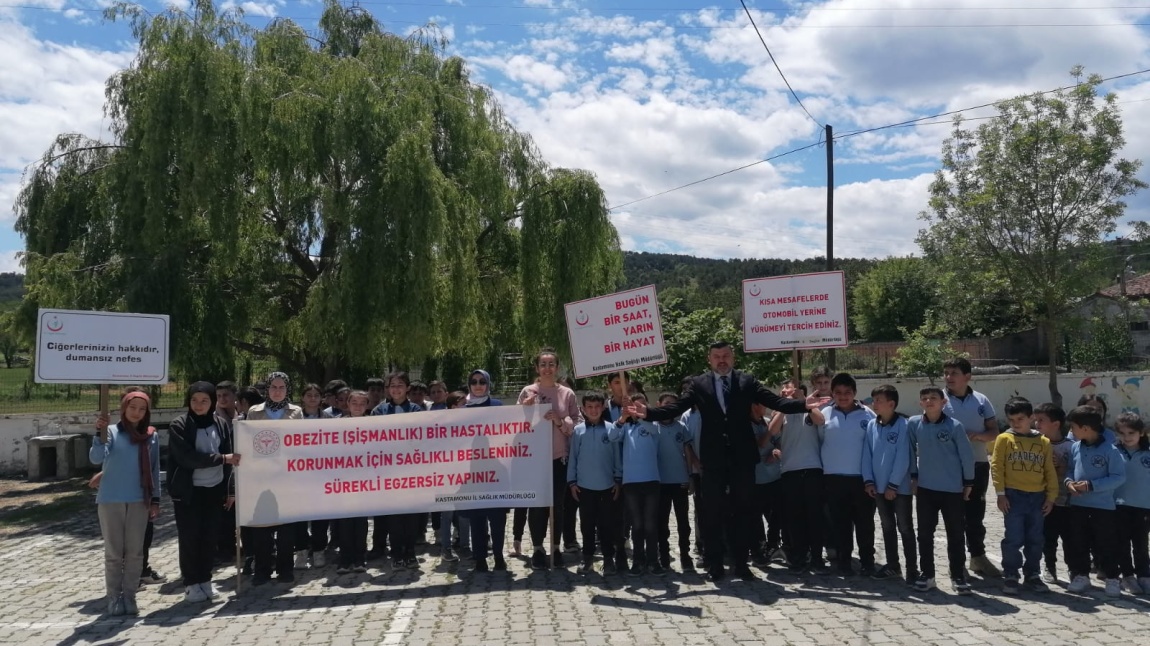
{"left": 470, "top": 379, "right": 488, "bottom": 386}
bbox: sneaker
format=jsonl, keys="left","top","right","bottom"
{"left": 913, "top": 574, "right": 936, "bottom": 592}
{"left": 905, "top": 570, "right": 920, "bottom": 586}
{"left": 512, "top": 540, "right": 522, "bottom": 556}
{"left": 552, "top": 550, "right": 565, "bottom": 567}
{"left": 650, "top": 564, "right": 668, "bottom": 577}
{"left": 969, "top": 555, "right": 1001, "bottom": 577}
{"left": 458, "top": 547, "right": 473, "bottom": 560}
{"left": 201, "top": 582, "right": 220, "bottom": 600}
{"left": 473, "top": 559, "right": 489, "bottom": 573}
{"left": 603, "top": 562, "right": 619, "bottom": 576}
{"left": 106, "top": 596, "right": 125, "bottom": 616}
{"left": 294, "top": 551, "right": 310, "bottom": 570}
{"left": 858, "top": 564, "right": 876, "bottom": 578}
{"left": 531, "top": 549, "right": 547, "bottom": 570}
{"left": 1121, "top": 576, "right": 1144, "bottom": 595}
{"left": 241, "top": 556, "right": 254, "bottom": 576}
{"left": 121, "top": 596, "right": 138, "bottom": 616}
{"left": 1067, "top": 575, "right": 1091, "bottom": 593}
{"left": 1025, "top": 575, "right": 1049, "bottom": 593}
{"left": 1002, "top": 577, "right": 1020, "bottom": 595}
{"left": 392, "top": 558, "right": 406, "bottom": 571}
{"left": 493, "top": 556, "right": 507, "bottom": 571}
{"left": 1105, "top": 578, "right": 1121, "bottom": 597}
{"left": 871, "top": 564, "right": 900, "bottom": 580}
{"left": 811, "top": 560, "right": 832, "bottom": 575}
{"left": 442, "top": 548, "right": 459, "bottom": 563}
{"left": 769, "top": 547, "right": 788, "bottom": 564}
{"left": 628, "top": 564, "right": 643, "bottom": 577}
{"left": 336, "top": 565, "right": 351, "bottom": 575}
{"left": 694, "top": 557, "right": 707, "bottom": 571}
{"left": 579, "top": 559, "right": 595, "bottom": 574}
{"left": 953, "top": 576, "right": 972, "bottom": 595}
{"left": 565, "top": 542, "right": 581, "bottom": 553}
{"left": 140, "top": 567, "right": 166, "bottom": 585}
{"left": 1139, "top": 576, "right": 1150, "bottom": 594}
{"left": 1041, "top": 567, "right": 1057, "bottom": 584}
{"left": 313, "top": 552, "right": 327, "bottom": 568}
{"left": 184, "top": 584, "right": 207, "bottom": 603}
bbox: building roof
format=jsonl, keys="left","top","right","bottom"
{"left": 1099, "top": 272, "right": 1150, "bottom": 298}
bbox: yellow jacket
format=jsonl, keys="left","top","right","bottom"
{"left": 991, "top": 430, "right": 1058, "bottom": 502}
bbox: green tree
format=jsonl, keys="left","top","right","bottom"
{"left": 894, "top": 326, "right": 968, "bottom": 384}
{"left": 850, "top": 257, "right": 935, "bottom": 341}
{"left": 14, "top": 1, "right": 621, "bottom": 384}
{"left": 0, "top": 312, "right": 20, "bottom": 369}
{"left": 917, "top": 67, "right": 1145, "bottom": 407}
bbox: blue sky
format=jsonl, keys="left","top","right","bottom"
{"left": 2, "top": 0, "right": 1149, "bottom": 272}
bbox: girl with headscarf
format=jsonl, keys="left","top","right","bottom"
{"left": 168, "top": 381, "right": 240, "bottom": 603}
{"left": 243, "top": 371, "right": 305, "bottom": 583}
{"left": 90, "top": 391, "right": 160, "bottom": 616}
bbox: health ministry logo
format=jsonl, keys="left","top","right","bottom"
{"left": 575, "top": 310, "right": 590, "bottom": 326}
{"left": 748, "top": 284, "right": 761, "bottom": 297}
{"left": 45, "top": 316, "right": 64, "bottom": 333}
{"left": 254, "top": 430, "right": 281, "bottom": 456}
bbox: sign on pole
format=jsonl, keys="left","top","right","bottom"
{"left": 234, "top": 405, "right": 553, "bottom": 526}
{"left": 564, "top": 285, "right": 668, "bottom": 378}
{"left": 742, "top": 271, "right": 848, "bottom": 352}
{"left": 35, "top": 308, "right": 170, "bottom": 384}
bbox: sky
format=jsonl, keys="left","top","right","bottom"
{"left": 1, "top": 0, "right": 1149, "bottom": 274}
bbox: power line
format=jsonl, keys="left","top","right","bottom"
{"left": 739, "top": 0, "right": 821, "bottom": 129}
{"left": 286, "top": 2, "right": 1150, "bottom": 11}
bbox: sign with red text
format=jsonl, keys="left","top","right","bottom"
{"left": 742, "top": 271, "right": 848, "bottom": 352}
{"left": 35, "top": 308, "right": 169, "bottom": 384}
{"left": 234, "top": 405, "right": 552, "bottom": 526}
{"left": 564, "top": 285, "right": 668, "bottom": 378}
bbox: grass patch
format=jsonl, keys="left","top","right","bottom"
{"left": 0, "top": 367, "right": 186, "bottom": 414}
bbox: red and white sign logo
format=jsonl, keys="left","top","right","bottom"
{"left": 254, "top": 430, "right": 281, "bottom": 456}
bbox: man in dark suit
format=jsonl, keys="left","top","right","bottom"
{"left": 630, "top": 341, "right": 827, "bottom": 581}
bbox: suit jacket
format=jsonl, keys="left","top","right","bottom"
{"left": 646, "top": 370, "right": 808, "bottom": 468}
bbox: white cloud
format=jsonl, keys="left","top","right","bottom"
{"left": 0, "top": 250, "right": 19, "bottom": 273}
{"left": 221, "top": 1, "right": 278, "bottom": 18}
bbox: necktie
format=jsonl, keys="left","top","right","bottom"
{"left": 720, "top": 375, "right": 731, "bottom": 407}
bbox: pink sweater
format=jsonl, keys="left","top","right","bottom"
{"left": 517, "top": 383, "right": 581, "bottom": 460}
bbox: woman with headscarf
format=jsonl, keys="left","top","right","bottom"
{"left": 243, "top": 371, "right": 305, "bottom": 584}
{"left": 168, "top": 381, "right": 240, "bottom": 603}
{"left": 89, "top": 391, "right": 160, "bottom": 616}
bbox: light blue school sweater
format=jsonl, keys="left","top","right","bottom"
{"left": 908, "top": 413, "right": 975, "bottom": 493}
{"left": 818, "top": 403, "right": 877, "bottom": 476}
{"left": 754, "top": 423, "right": 782, "bottom": 485}
{"left": 862, "top": 415, "right": 912, "bottom": 495}
{"left": 1116, "top": 446, "right": 1150, "bottom": 510}
{"left": 1067, "top": 438, "right": 1126, "bottom": 510}
{"left": 656, "top": 419, "right": 692, "bottom": 485}
{"left": 90, "top": 424, "right": 161, "bottom": 505}
{"left": 610, "top": 420, "right": 661, "bottom": 484}
{"left": 567, "top": 420, "right": 621, "bottom": 491}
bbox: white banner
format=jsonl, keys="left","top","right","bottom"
{"left": 564, "top": 285, "right": 668, "bottom": 378}
{"left": 234, "top": 405, "right": 553, "bottom": 526}
{"left": 742, "top": 271, "right": 849, "bottom": 352}
{"left": 35, "top": 308, "right": 169, "bottom": 384}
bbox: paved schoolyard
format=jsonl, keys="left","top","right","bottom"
{"left": 1, "top": 497, "right": 1149, "bottom": 646}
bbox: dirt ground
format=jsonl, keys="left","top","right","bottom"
{"left": 0, "top": 475, "right": 94, "bottom": 538}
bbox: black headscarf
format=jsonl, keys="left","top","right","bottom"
{"left": 185, "top": 381, "right": 218, "bottom": 429}
{"left": 266, "top": 371, "right": 292, "bottom": 412}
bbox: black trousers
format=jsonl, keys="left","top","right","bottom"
{"left": 388, "top": 514, "right": 420, "bottom": 560}
{"left": 143, "top": 521, "right": 154, "bottom": 571}
{"left": 465, "top": 508, "right": 508, "bottom": 562}
{"left": 564, "top": 484, "right": 580, "bottom": 546}
{"left": 1042, "top": 505, "right": 1071, "bottom": 571}
{"left": 512, "top": 508, "right": 528, "bottom": 543}
{"left": 750, "top": 482, "right": 783, "bottom": 549}
{"left": 783, "top": 468, "right": 825, "bottom": 565}
{"left": 371, "top": 515, "right": 390, "bottom": 554}
{"left": 1116, "top": 505, "right": 1150, "bottom": 578}
{"left": 528, "top": 459, "right": 568, "bottom": 551}
{"left": 337, "top": 517, "right": 368, "bottom": 567}
{"left": 309, "top": 520, "right": 331, "bottom": 553}
{"left": 578, "top": 488, "right": 617, "bottom": 562}
{"left": 217, "top": 500, "right": 237, "bottom": 558}
{"left": 291, "top": 521, "right": 309, "bottom": 551}
{"left": 1067, "top": 505, "right": 1119, "bottom": 578}
{"left": 252, "top": 525, "right": 294, "bottom": 578}
{"left": 699, "top": 460, "right": 755, "bottom": 570}
{"left": 658, "top": 483, "right": 691, "bottom": 566}
{"left": 965, "top": 461, "right": 990, "bottom": 557}
{"left": 625, "top": 481, "right": 661, "bottom": 567}
{"left": 916, "top": 487, "right": 966, "bottom": 578}
{"left": 173, "top": 483, "right": 226, "bottom": 586}
{"left": 876, "top": 493, "right": 916, "bottom": 572}
{"left": 824, "top": 475, "right": 876, "bottom": 569}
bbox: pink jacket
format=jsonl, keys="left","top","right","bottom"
{"left": 517, "top": 383, "right": 581, "bottom": 460}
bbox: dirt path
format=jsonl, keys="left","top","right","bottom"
{"left": 0, "top": 476, "right": 94, "bottom": 538}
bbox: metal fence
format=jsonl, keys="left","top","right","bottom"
{"left": 0, "top": 367, "right": 188, "bottom": 414}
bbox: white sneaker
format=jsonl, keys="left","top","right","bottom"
{"left": 1121, "top": 576, "right": 1143, "bottom": 595}
{"left": 200, "top": 582, "right": 220, "bottom": 600}
{"left": 1105, "top": 578, "right": 1121, "bottom": 597}
{"left": 184, "top": 585, "right": 207, "bottom": 603}
{"left": 1067, "top": 575, "right": 1091, "bottom": 594}
{"left": 294, "top": 551, "right": 310, "bottom": 570}
{"left": 312, "top": 552, "right": 326, "bottom": 568}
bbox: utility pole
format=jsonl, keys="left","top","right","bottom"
{"left": 826, "top": 124, "right": 835, "bottom": 370}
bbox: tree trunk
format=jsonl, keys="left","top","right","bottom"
{"left": 1045, "top": 318, "right": 1062, "bottom": 409}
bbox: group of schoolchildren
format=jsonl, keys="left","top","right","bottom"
{"left": 89, "top": 350, "right": 1150, "bottom": 617}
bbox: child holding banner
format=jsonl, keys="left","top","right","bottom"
{"left": 336, "top": 390, "right": 373, "bottom": 575}
{"left": 517, "top": 348, "right": 582, "bottom": 570}
{"left": 298, "top": 383, "right": 333, "bottom": 566}
{"left": 373, "top": 372, "right": 427, "bottom": 571}
{"left": 462, "top": 369, "right": 509, "bottom": 572}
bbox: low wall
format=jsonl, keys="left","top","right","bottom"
{"left": 0, "top": 409, "right": 183, "bottom": 476}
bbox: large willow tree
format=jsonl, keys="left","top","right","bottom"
{"left": 15, "top": 0, "right": 622, "bottom": 383}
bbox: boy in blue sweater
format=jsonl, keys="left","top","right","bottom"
{"left": 908, "top": 386, "right": 975, "bottom": 594}
{"left": 753, "top": 403, "right": 785, "bottom": 567}
{"left": 612, "top": 393, "right": 664, "bottom": 576}
{"left": 654, "top": 392, "right": 696, "bottom": 573}
{"left": 1064, "top": 406, "right": 1126, "bottom": 596}
{"left": 818, "top": 373, "right": 878, "bottom": 576}
{"left": 1113, "top": 412, "right": 1150, "bottom": 595}
{"left": 862, "top": 384, "right": 915, "bottom": 583}
{"left": 568, "top": 392, "right": 622, "bottom": 575}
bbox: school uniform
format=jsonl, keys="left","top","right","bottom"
{"left": 244, "top": 403, "right": 305, "bottom": 580}
{"left": 372, "top": 400, "right": 428, "bottom": 567}
{"left": 567, "top": 419, "right": 622, "bottom": 566}
{"left": 752, "top": 423, "right": 784, "bottom": 558}
{"left": 778, "top": 411, "right": 825, "bottom": 568}
{"left": 1115, "top": 445, "right": 1150, "bottom": 580}
{"left": 944, "top": 388, "right": 996, "bottom": 559}
{"left": 610, "top": 419, "right": 663, "bottom": 569}
{"left": 862, "top": 414, "right": 915, "bottom": 575}
{"left": 168, "top": 411, "right": 234, "bottom": 588}
{"left": 908, "top": 413, "right": 975, "bottom": 580}
{"left": 819, "top": 403, "right": 878, "bottom": 573}
{"left": 1065, "top": 437, "right": 1127, "bottom": 580}
{"left": 656, "top": 417, "right": 693, "bottom": 569}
